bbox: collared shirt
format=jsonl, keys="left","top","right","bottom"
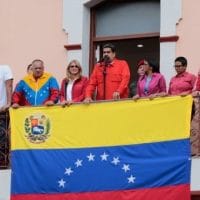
{"left": 168, "top": 72, "right": 196, "bottom": 95}
{"left": 85, "top": 58, "right": 130, "bottom": 100}
{"left": 137, "top": 73, "right": 166, "bottom": 97}
{"left": 60, "top": 76, "right": 88, "bottom": 103}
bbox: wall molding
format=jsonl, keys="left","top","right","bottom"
{"left": 160, "top": 35, "right": 179, "bottom": 43}
{"left": 93, "top": 32, "right": 160, "bottom": 42}
{"left": 64, "top": 44, "right": 82, "bottom": 50}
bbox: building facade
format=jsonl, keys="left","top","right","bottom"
{"left": 0, "top": 0, "right": 200, "bottom": 199}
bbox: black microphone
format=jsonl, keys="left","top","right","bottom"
{"left": 98, "top": 57, "right": 105, "bottom": 64}
{"left": 97, "top": 55, "right": 111, "bottom": 67}
{"left": 103, "top": 55, "right": 110, "bottom": 66}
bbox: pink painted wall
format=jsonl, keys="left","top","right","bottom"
{"left": 0, "top": 0, "right": 67, "bottom": 86}
{"left": 176, "top": 0, "right": 200, "bottom": 75}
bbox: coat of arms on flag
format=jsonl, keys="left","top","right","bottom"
{"left": 24, "top": 113, "right": 50, "bottom": 143}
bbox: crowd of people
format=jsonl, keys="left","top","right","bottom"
{"left": 0, "top": 43, "right": 200, "bottom": 167}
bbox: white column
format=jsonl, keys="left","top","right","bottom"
{"left": 63, "top": 0, "right": 86, "bottom": 74}
{"left": 0, "top": 169, "right": 11, "bottom": 200}
{"left": 160, "top": 0, "right": 182, "bottom": 87}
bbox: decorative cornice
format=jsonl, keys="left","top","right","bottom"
{"left": 64, "top": 44, "right": 81, "bottom": 50}
{"left": 93, "top": 32, "right": 160, "bottom": 42}
{"left": 191, "top": 191, "right": 200, "bottom": 196}
{"left": 160, "top": 35, "right": 179, "bottom": 42}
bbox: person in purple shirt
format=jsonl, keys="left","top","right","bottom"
{"left": 133, "top": 59, "right": 167, "bottom": 100}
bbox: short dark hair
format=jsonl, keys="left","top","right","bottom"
{"left": 175, "top": 56, "right": 187, "bottom": 66}
{"left": 103, "top": 43, "right": 116, "bottom": 53}
{"left": 148, "top": 60, "right": 160, "bottom": 73}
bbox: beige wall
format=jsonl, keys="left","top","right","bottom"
{"left": 176, "top": 0, "right": 200, "bottom": 75}
{"left": 0, "top": 0, "right": 67, "bottom": 86}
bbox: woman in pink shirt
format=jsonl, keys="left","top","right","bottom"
{"left": 168, "top": 57, "right": 196, "bottom": 96}
{"left": 133, "top": 59, "right": 167, "bottom": 99}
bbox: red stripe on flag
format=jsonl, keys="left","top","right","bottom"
{"left": 11, "top": 184, "right": 190, "bottom": 200}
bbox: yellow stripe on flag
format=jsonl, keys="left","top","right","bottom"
{"left": 10, "top": 96, "right": 192, "bottom": 150}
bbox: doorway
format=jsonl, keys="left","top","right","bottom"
{"left": 89, "top": 0, "right": 160, "bottom": 96}
{"left": 95, "top": 37, "right": 160, "bottom": 96}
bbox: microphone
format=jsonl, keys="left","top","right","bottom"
{"left": 98, "top": 55, "right": 111, "bottom": 66}
{"left": 103, "top": 55, "right": 110, "bottom": 66}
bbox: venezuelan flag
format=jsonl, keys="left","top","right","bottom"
{"left": 10, "top": 96, "right": 192, "bottom": 200}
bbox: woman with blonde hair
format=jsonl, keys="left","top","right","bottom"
{"left": 60, "top": 59, "right": 88, "bottom": 105}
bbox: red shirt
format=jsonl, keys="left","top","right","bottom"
{"left": 60, "top": 76, "right": 88, "bottom": 102}
{"left": 137, "top": 73, "right": 166, "bottom": 97}
{"left": 194, "top": 75, "right": 200, "bottom": 91}
{"left": 85, "top": 59, "right": 130, "bottom": 100}
{"left": 168, "top": 72, "right": 196, "bottom": 95}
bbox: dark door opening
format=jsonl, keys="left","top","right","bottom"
{"left": 95, "top": 36, "right": 160, "bottom": 96}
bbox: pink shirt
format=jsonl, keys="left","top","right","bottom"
{"left": 168, "top": 72, "right": 196, "bottom": 95}
{"left": 137, "top": 73, "right": 167, "bottom": 97}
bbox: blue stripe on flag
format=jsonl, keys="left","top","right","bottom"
{"left": 11, "top": 139, "right": 191, "bottom": 194}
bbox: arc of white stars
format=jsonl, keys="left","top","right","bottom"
{"left": 75, "top": 159, "right": 83, "bottom": 167}
{"left": 122, "top": 164, "right": 130, "bottom": 172}
{"left": 100, "top": 152, "right": 109, "bottom": 161}
{"left": 111, "top": 157, "right": 120, "bottom": 165}
{"left": 127, "top": 175, "right": 136, "bottom": 183}
{"left": 87, "top": 153, "right": 95, "bottom": 161}
{"left": 58, "top": 179, "right": 66, "bottom": 188}
{"left": 64, "top": 167, "right": 73, "bottom": 176}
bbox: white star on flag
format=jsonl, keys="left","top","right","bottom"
{"left": 100, "top": 152, "right": 109, "bottom": 161}
{"left": 58, "top": 179, "right": 66, "bottom": 188}
{"left": 75, "top": 159, "right": 83, "bottom": 167}
{"left": 87, "top": 153, "right": 95, "bottom": 161}
{"left": 111, "top": 157, "right": 120, "bottom": 165}
{"left": 127, "top": 175, "right": 136, "bottom": 183}
{"left": 122, "top": 164, "right": 130, "bottom": 172}
{"left": 64, "top": 167, "right": 73, "bottom": 176}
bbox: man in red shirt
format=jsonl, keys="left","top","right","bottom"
{"left": 84, "top": 43, "right": 130, "bottom": 102}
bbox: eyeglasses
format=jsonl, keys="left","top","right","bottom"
{"left": 69, "top": 65, "right": 79, "bottom": 68}
{"left": 174, "top": 65, "right": 185, "bottom": 68}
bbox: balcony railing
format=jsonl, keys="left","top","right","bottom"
{"left": 0, "top": 111, "right": 10, "bottom": 169}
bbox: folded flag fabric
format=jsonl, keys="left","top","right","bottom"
{"left": 10, "top": 96, "right": 192, "bottom": 200}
